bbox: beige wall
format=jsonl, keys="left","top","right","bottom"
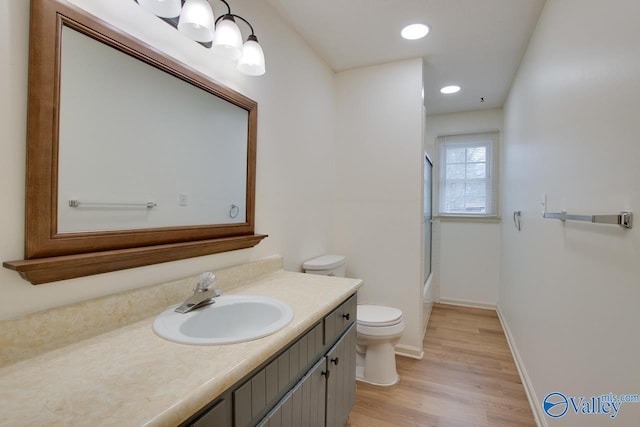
{"left": 500, "top": 0, "right": 640, "bottom": 425}
{"left": 0, "top": 0, "right": 338, "bottom": 318}
{"left": 334, "top": 59, "right": 425, "bottom": 355}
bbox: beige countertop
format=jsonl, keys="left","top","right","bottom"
{"left": 0, "top": 260, "right": 362, "bottom": 426}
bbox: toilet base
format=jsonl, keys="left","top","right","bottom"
{"left": 355, "top": 340, "right": 400, "bottom": 386}
{"left": 356, "top": 365, "right": 399, "bottom": 386}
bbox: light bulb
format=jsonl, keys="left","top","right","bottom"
{"left": 440, "top": 85, "right": 461, "bottom": 94}
{"left": 401, "top": 24, "right": 429, "bottom": 40}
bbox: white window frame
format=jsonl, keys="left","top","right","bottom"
{"left": 436, "top": 130, "right": 500, "bottom": 218}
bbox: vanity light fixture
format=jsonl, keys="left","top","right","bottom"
{"left": 440, "top": 85, "right": 461, "bottom": 94}
{"left": 401, "top": 23, "right": 430, "bottom": 40}
{"left": 136, "top": 0, "right": 266, "bottom": 76}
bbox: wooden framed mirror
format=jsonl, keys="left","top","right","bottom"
{"left": 3, "top": 0, "right": 266, "bottom": 284}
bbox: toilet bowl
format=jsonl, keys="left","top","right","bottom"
{"left": 356, "top": 304, "right": 405, "bottom": 386}
{"left": 302, "top": 255, "right": 405, "bottom": 386}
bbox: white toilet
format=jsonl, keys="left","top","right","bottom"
{"left": 355, "top": 304, "right": 404, "bottom": 386}
{"left": 303, "top": 255, "right": 405, "bottom": 386}
{"left": 301, "top": 254, "right": 346, "bottom": 277}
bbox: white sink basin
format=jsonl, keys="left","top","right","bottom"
{"left": 153, "top": 295, "right": 293, "bottom": 345}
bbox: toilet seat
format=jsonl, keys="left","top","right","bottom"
{"left": 357, "top": 320, "right": 405, "bottom": 338}
{"left": 357, "top": 305, "right": 403, "bottom": 327}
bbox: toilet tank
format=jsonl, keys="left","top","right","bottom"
{"left": 303, "top": 255, "right": 346, "bottom": 277}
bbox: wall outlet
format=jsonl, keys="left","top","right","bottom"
{"left": 179, "top": 193, "right": 188, "bottom": 207}
{"left": 541, "top": 193, "right": 547, "bottom": 214}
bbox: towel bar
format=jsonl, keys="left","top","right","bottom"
{"left": 543, "top": 211, "right": 632, "bottom": 229}
{"left": 68, "top": 200, "right": 157, "bottom": 209}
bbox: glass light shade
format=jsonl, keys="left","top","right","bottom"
{"left": 138, "top": 0, "right": 182, "bottom": 18}
{"left": 237, "top": 36, "right": 266, "bottom": 76}
{"left": 213, "top": 16, "right": 243, "bottom": 60}
{"left": 178, "top": 0, "right": 215, "bottom": 43}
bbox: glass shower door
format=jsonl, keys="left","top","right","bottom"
{"left": 422, "top": 153, "right": 434, "bottom": 333}
{"left": 424, "top": 154, "right": 433, "bottom": 283}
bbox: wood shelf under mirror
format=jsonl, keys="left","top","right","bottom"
{"left": 4, "top": 234, "right": 268, "bottom": 285}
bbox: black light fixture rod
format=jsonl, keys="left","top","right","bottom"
{"left": 217, "top": 0, "right": 232, "bottom": 15}
{"left": 215, "top": 13, "right": 256, "bottom": 36}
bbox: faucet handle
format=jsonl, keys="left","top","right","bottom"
{"left": 195, "top": 272, "right": 216, "bottom": 292}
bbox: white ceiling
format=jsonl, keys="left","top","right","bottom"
{"left": 266, "top": 0, "right": 546, "bottom": 115}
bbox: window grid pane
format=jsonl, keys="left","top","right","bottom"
{"left": 444, "top": 179, "right": 489, "bottom": 213}
{"left": 444, "top": 145, "right": 488, "bottom": 212}
{"left": 466, "top": 146, "right": 486, "bottom": 163}
{"left": 438, "top": 132, "right": 498, "bottom": 217}
{"left": 466, "top": 163, "right": 486, "bottom": 179}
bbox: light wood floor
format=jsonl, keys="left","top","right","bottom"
{"left": 346, "top": 304, "right": 536, "bottom": 427}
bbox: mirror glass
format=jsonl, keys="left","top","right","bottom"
{"left": 58, "top": 26, "right": 248, "bottom": 233}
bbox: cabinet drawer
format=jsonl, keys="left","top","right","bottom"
{"left": 323, "top": 294, "right": 356, "bottom": 346}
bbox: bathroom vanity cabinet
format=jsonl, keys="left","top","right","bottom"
{"left": 184, "top": 294, "right": 357, "bottom": 427}
{"left": 0, "top": 260, "right": 363, "bottom": 426}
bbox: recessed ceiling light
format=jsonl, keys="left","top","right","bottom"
{"left": 440, "top": 85, "right": 461, "bottom": 94}
{"left": 401, "top": 24, "right": 429, "bottom": 40}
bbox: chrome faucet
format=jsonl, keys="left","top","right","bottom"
{"left": 174, "top": 272, "right": 222, "bottom": 314}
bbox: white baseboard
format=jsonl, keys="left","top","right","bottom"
{"left": 438, "top": 298, "right": 497, "bottom": 310}
{"left": 496, "top": 305, "right": 547, "bottom": 427}
{"left": 394, "top": 344, "right": 424, "bottom": 360}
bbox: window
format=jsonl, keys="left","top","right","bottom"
{"left": 437, "top": 131, "right": 499, "bottom": 217}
